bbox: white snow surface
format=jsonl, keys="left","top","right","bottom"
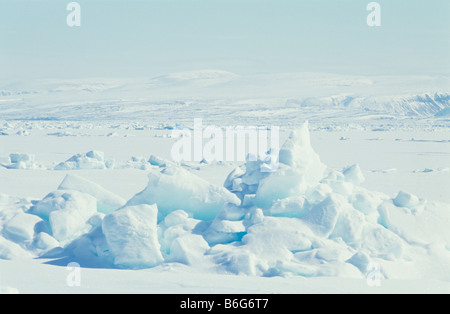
{"left": 0, "top": 72, "right": 449, "bottom": 125}
{"left": 0, "top": 72, "right": 449, "bottom": 293}
{"left": 0, "top": 120, "right": 449, "bottom": 293}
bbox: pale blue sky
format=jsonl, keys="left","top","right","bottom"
{"left": 0, "top": 0, "right": 449, "bottom": 79}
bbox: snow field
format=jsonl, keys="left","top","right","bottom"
{"left": 0, "top": 122, "right": 449, "bottom": 290}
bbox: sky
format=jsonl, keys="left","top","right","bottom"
{"left": 0, "top": 0, "right": 449, "bottom": 80}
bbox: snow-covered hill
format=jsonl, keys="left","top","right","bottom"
{"left": 0, "top": 72, "right": 448, "bottom": 124}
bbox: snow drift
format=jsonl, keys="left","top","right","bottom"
{"left": 1, "top": 122, "right": 449, "bottom": 282}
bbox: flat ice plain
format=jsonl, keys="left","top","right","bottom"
{"left": 0, "top": 71, "right": 449, "bottom": 293}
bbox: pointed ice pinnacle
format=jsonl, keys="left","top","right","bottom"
{"left": 278, "top": 121, "right": 327, "bottom": 183}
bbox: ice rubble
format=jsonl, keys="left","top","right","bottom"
{"left": 126, "top": 166, "right": 240, "bottom": 221}
{"left": 51, "top": 151, "right": 181, "bottom": 171}
{"left": 0, "top": 122, "right": 449, "bottom": 280}
{"left": 102, "top": 204, "right": 163, "bottom": 268}
{"left": 28, "top": 190, "right": 97, "bottom": 245}
{"left": 2, "top": 153, "right": 44, "bottom": 170}
{"left": 54, "top": 150, "right": 114, "bottom": 170}
{"left": 58, "top": 174, "right": 126, "bottom": 214}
